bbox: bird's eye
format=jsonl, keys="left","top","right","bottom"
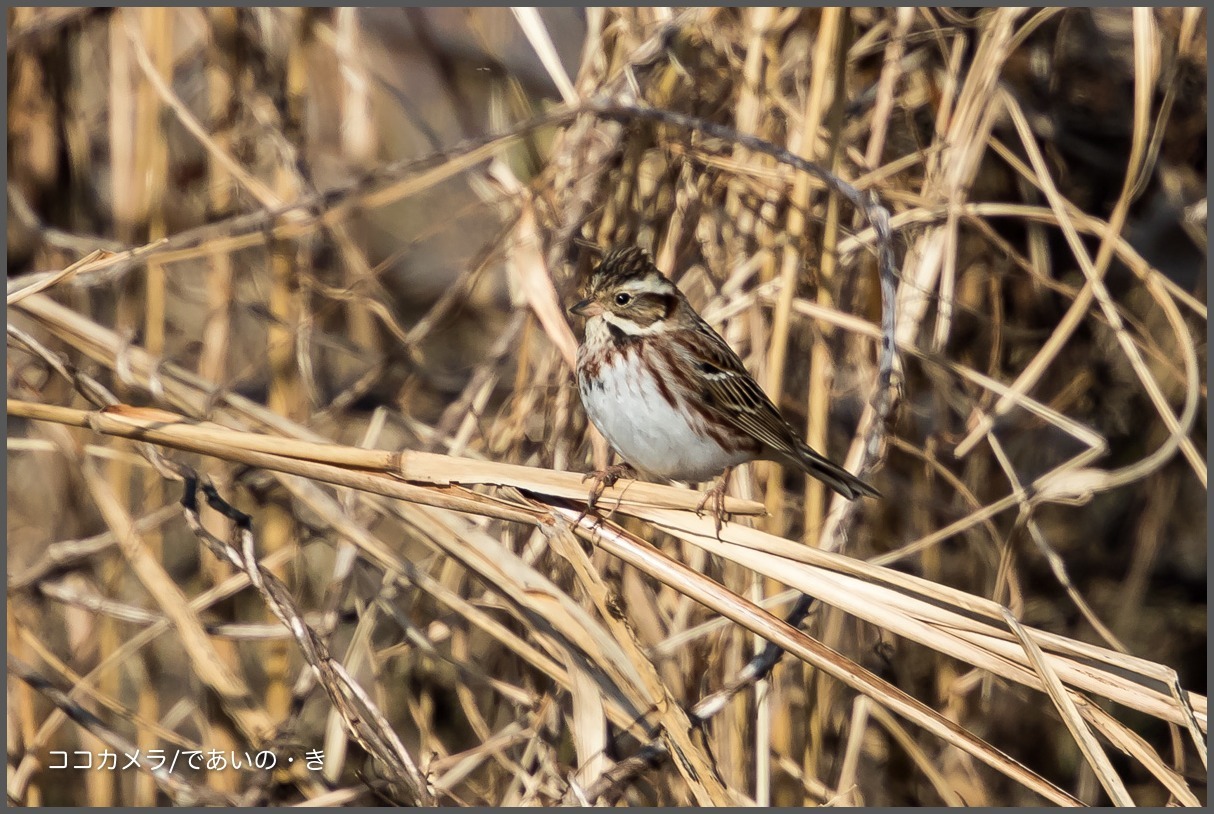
{"left": 614, "top": 293, "right": 632, "bottom": 306}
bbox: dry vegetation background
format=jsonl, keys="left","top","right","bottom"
{"left": 6, "top": 7, "right": 1208, "bottom": 807}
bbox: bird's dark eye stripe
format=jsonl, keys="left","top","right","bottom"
{"left": 633, "top": 292, "right": 674, "bottom": 312}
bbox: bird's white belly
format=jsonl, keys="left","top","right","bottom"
{"left": 578, "top": 349, "right": 747, "bottom": 481}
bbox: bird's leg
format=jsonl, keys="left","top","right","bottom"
{"left": 695, "top": 466, "right": 734, "bottom": 536}
{"left": 582, "top": 461, "right": 637, "bottom": 513}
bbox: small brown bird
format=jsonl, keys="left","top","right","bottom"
{"left": 569, "top": 245, "right": 879, "bottom": 528}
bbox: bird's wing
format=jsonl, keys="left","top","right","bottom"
{"left": 678, "top": 318, "right": 802, "bottom": 458}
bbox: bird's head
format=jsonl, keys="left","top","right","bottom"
{"left": 568, "top": 246, "right": 684, "bottom": 335}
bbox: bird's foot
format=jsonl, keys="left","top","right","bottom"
{"left": 582, "top": 462, "right": 637, "bottom": 513}
{"left": 694, "top": 467, "right": 734, "bottom": 538}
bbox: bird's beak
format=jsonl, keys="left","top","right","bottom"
{"left": 569, "top": 298, "right": 604, "bottom": 318}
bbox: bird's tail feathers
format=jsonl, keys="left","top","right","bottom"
{"left": 790, "top": 441, "right": 881, "bottom": 500}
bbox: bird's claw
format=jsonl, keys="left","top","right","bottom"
{"left": 695, "top": 469, "right": 733, "bottom": 538}
{"left": 582, "top": 463, "right": 636, "bottom": 513}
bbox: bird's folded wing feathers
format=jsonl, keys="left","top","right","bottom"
{"left": 688, "top": 327, "right": 801, "bottom": 455}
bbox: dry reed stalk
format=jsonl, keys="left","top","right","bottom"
{"left": 133, "top": 13, "right": 172, "bottom": 797}
{"left": 194, "top": 14, "right": 246, "bottom": 799}
{"left": 767, "top": 9, "right": 842, "bottom": 539}
{"left": 7, "top": 400, "right": 764, "bottom": 518}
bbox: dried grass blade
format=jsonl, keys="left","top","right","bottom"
{"left": 634, "top": 505, "right": 1206, "bottom": 730}
{"left": 1001, "top": 609, "right": 1133, "bottom": 805}
{"left": 1076, "top": 698, "right": 1200, "bottom": 806}
{"left": 400, "top": 449, "right": 763, "bottom": 514}
{"left": 511, "top": 7, "right": 578, "bottom": 105}
{"left": 867, "top": 703, "right": 968, "bottom": 806}
{"left": 557, "top": 507, "right": 1082, "bottom": 805}
{"left": 566, "top": 662, "right": 610, "bottom": 791}
{"left": 7, "top": 249, "right": 110, "bottom": 305}
{"left": 494, "top": 167, "right": 581, "bottom": 369}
